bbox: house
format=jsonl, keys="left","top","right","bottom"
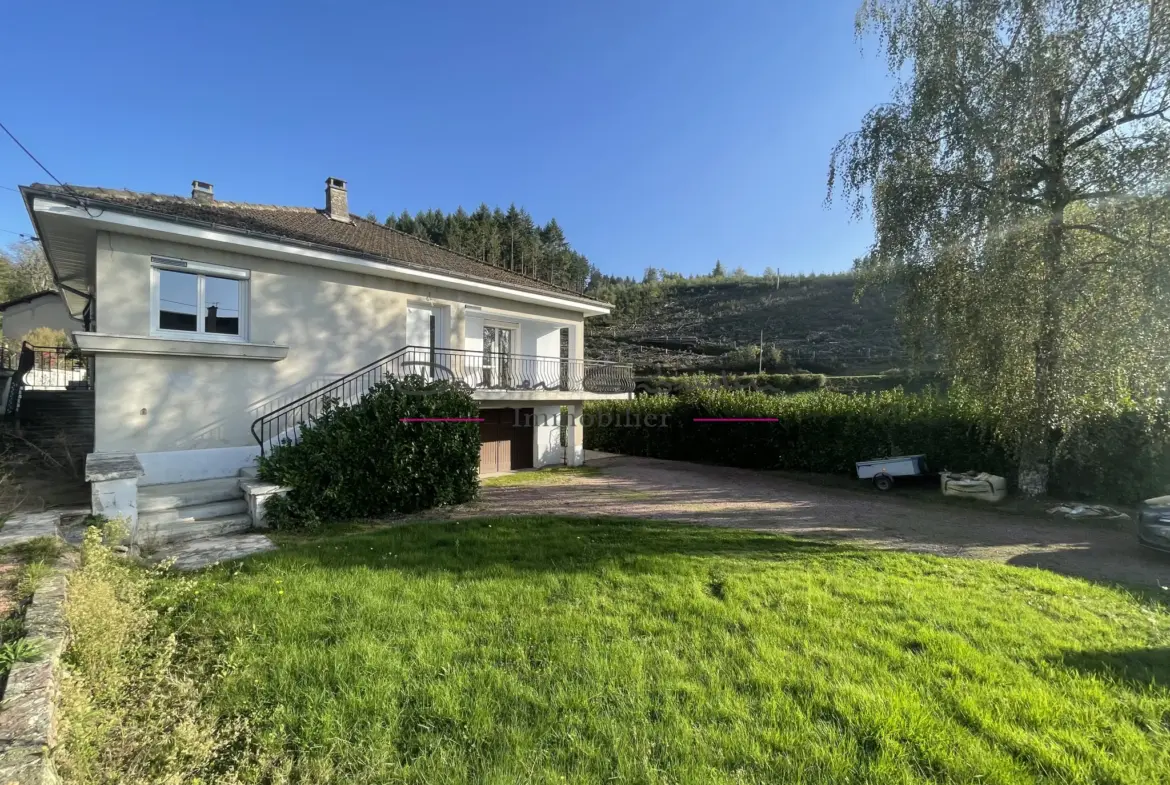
{"left": 19, "top": 179, "right": 632, "bottom": 546}
{"left": 0, "top": 290, "right": 91, "bottom": 432}
{"left": 0, "top": 289, "right": 84, "bottom": 346}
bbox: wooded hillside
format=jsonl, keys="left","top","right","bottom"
{"left": 585, "top": 273, "right": 907, "bottom": 375}
{"left": 381, "top": 207, "right": 904, "bottom": 376}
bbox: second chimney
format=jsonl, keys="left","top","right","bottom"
{"left": 325, "top": 177, "right": 349, "bottom": 221}
{"left": 191, "top": 181, "right": 214, "bottom": 202}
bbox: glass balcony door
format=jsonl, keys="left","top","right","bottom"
{"left": 482, "top": 325, "right": 514, "bottom": 388}
{"left": 406, "top": 305, "right": 436, "bottom": 379}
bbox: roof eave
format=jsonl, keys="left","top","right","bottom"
{"left": 29, "top": 192, "right": 614, "bottom": 317}
{"left": 21, "top": 185, "right": 614, "bottom": 314}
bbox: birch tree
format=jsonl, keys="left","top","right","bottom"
{"left": 829, "top": 0, "right": 1170, "bottom": 495}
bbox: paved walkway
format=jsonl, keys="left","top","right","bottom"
{"left": 439, "top": 455, "right": 1170, "bottom": 590}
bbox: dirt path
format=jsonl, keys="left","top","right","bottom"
{"left": 436, "top": 455, "right": 1170, "bottom": 590}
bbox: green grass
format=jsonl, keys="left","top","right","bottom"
{"left": 0, "top": 535, "right": 64, "bottom": 564}
{"left": 177, "top": 517, "right": 1170, "bottom": 784}
{"left": 480, "top": 466, "right": 601, "bottom": 487}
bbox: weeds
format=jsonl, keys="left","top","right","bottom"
{"left": 0, "top": 637, "right": 42, "bottom": 674}
{"left": 15, "top": 560, "right": 53, "bottom": 601}
{"left": 0, "top": 617, "right": 22, "bottom": 643}
{"left": 0, "top": 439, "right": 28, "bottom": 521}
{"left": 5, "top": 535, "right": 64, "bottom": 563}
{"left": 55, "top": 526, "right": 262, "bottom": 785}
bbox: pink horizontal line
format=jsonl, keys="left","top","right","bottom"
{"left": 400, "top": 417, "right": 485, "bottom": 422}
{"left": 693, "top": 417, "right": 779, "bottom": 423}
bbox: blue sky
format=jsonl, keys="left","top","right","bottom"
{"left": 0, "top": 1, "right": 891, "bottom": 278}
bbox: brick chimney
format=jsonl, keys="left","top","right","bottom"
{"left": 324, "top": 177, "right": 349, "bottom": 222}
{"left": 191, "top": 181, "right": 214, "bottom": 203}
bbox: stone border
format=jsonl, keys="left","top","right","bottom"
{"left": 0, "top": 557, "right": 72, "bottom": 785}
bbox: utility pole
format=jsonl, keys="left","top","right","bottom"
{"left": 758, "top": 329, "right": 764, "bottom": 374}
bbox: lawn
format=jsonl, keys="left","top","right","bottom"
{"left": 479, "top": 466, "right": 600, "bottom": 487}
{"left": 172, "top": 517, "right": 1169, "bottom": 784}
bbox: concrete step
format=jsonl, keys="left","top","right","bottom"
{"left": 138, "top": 498, "right": 249, "bottom": 528}
{"left": 141, "top": 513, "right": 252, "bottom": 547}
{"left": 138, "top": 477, "right": 243, "bottom": 512}
{"left": 238, "top": 466, "right": 259, "bottom": 480}
{"left": 154, "top": 533, "right": 276, "bottom": 571}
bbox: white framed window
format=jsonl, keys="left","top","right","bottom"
{"left": 150, "top": 257, "right": 249, "bottom": 342}
{"left": 482, "top": 321, "right": 518, "bottom": 388}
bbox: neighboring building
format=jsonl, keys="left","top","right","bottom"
{"left": 0, "top": 290, "right": 83, "bottom": 345}
{"left": 19, "top": 179, "right": 632, "bottom": 547}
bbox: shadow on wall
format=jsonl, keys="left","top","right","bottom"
{"left": 173, "top": 373, "right": 347, "bottom": 449}
{"left": 112, "top": 259, "right": 428, "bottom": 451}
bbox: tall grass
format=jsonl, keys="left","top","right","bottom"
{"left": 56, "top": 527, "right": 261, "bottom": 785}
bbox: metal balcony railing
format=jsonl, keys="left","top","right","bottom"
{"left": 19, "top": 343, "right": 94, "bottom": 391}
{"left": 251, "top": 345, "right": 634, "bottom": 453}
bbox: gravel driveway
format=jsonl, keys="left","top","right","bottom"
{"left": 443, "top": 454, "right": 1170, "bottom": 590}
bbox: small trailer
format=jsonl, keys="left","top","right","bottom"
{"left": 855, "top": 454, "right": 928, "bottom": 491}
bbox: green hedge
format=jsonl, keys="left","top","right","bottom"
{"left": 635, "top": 373, "right": 828, "bottom": 397}
{"left": 583, "top": 389, "right": 1170, "bottom": 502}
{"left": 258, "top": 377, "right": 480, "bottom": 528}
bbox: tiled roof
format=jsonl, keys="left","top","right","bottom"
{"left": 25, "top": 184, "right": 601, "bottom": 304}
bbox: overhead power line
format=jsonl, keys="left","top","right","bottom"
{"left": 0, "top": 228, "right": 37, "bottom": 240}
{"left": 0, "top": 120, "right": 68, "bottom": 189}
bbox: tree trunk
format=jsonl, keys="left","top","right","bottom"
{"left": 1019, "top": 89, "right": 1068, "bottom": 498}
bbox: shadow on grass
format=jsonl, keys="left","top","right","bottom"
{"left": 267, "top": 516, "right": 871, "bottom": 576}
{"left": 1056, "top": 648, "right": 1170, "bottom": 689}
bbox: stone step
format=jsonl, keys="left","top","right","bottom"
{"left": 138, "top": 477, "right": 244, "bottom": 512}
{"left": 0, "top": 511, "right": 61, "bottom": 547}
{"left": 141, "top": 513, "right": 253, "bottom": 547}
{"left": 154, "top": 533, "right": 277, "bottom": 571}
{"left": 138, "top": 498, "right": 249, "bottom": 528}
{"left": 238, "top": 466, "right": 259, "bottom": 480}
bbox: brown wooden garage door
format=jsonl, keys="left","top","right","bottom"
{"left": 479, "top": 408, "right": 534, "bottom": 473}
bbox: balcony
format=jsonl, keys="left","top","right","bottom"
{"left": 252, "top": 345, "right": 633, "bottom": 452}
{"left": 399, "top": 347, "right": 634, "bottom": 395}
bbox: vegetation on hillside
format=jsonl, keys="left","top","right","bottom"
{"left": 586, "top": 271, "right": 907, "bottom": 376}
{"left": 380, "top": 204, "right": 900, "bottom": 376}
{"left": 383, "top": 205, "right": 594, "bottom": 293}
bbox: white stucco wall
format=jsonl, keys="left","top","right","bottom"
{"left": 91, "top": 231, "right": 588, "bottom": 457}
{"left": 0, "top": 293, "right": 82, "bottom": 344}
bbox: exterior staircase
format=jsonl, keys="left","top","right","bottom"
{"left": 134, "top": 468, "right": 281, "bottom": 570}
{"left": 137, "top": 477, "right": 252, "bottom": 548}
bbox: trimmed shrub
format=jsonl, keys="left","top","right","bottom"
{"left": 584, "top": 389, "right": 1170, "bottom": 502}
{"left": 586, "top": 388, "right": 1009, "bottom": 476}
{"left": 258, "top": 376, "right": 480, "bottom": 527}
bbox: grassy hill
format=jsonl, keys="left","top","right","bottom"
{"left": 585, "top": 273, "right": 910, "bottom": 376}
